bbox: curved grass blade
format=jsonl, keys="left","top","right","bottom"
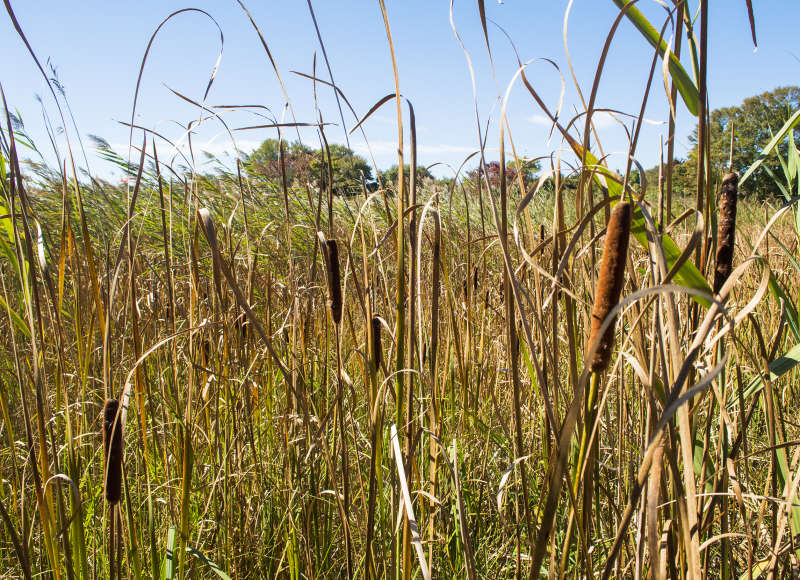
{"left": 741, "top": 342, "right": 800, "bottom": 401}
{"left": 185, "top": 546, "right": 232, "bottom": 580}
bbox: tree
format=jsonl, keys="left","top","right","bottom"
{"left": 380, "top": 164, "right": 434, "bottom": 185}
{"left": 245, "top": 139, "right": 315, "bottom": 185}
{"left": 311, "top": 144, "right": 374, "bottom": 195}
{"left": 684, "top": 86, "right": 800, "bottom": 198}
{"left": 244, "top": 139, "right": 373, "bottom": 195}
{"left": 465, "top": 158, "right": 540, "bottom": 191}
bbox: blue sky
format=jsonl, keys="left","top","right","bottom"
{"left": 3, "top": 1, "right": 799, "bottom": 181}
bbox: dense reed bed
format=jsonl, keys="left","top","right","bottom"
{"left": 2, "top": 1, "right": 800, "bottom": 578}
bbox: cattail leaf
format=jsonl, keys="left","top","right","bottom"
{"left": 767, "top": 271, "right": 800, "bottom": 343}
{"left": 741, "top": 342, "right": 800, "bottom": 401}
{"left": 496, "top": 455, "right": 533, "bottom": 516}
{"left": 389, "top": 424, "right": 432, "bottom": 580}
{"left": 185, "top": 546, "right": 232, "bottom": 580}
{"left": 0, "top": 292, "right": 30, "bottom": 338}
{"left": 164, "top": 526, "right": 176, "bottom": 580}
{"left": 612, "top": 0, "right": 700, "bottom": 116}
{"left": 744, "top": 0, "right": 757, "bottom": 47}
{"left": 740, "top": 108, "right": 800, "bottom": 185}
{"left": 776, "top": 444, "right": 800, "bottom": 543}
{"left": 736, "top": 341, "right": 800, "bottom": 542}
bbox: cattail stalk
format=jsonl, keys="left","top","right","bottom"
{"left": 324, "top": 238, "right": 351, "bottom": 575}
{"left": 571, "top": 201, "right": 632, "bottom": 562}
{"left": 365, "top": 314, "right": 382, "bottom": 578}
{"left": 713, "top": 173, "right": 738, "bottom": 294}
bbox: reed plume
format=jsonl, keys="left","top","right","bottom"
{"left": 325, "top": 239, "right": 343, "bottom": 324}
{"left": 587, "top": 201, "right": 632, "bottom": 373}
{"left": 713, "top": 172, "right": 738, "bottom": 294}
{"left": 102, "top": 399, "right": 123, "bottom": 505}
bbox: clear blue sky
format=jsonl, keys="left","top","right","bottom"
{"left": 3, "top": 1, "right": 799, "bottom": 181}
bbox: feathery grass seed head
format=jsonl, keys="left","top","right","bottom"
{"left": 588, "top": 201, "right": 632, "bottom": 373}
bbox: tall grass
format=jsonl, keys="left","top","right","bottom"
{"left": 2, "top": 1, "right": 800, "bottom": 578}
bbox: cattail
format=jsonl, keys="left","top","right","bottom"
{"left": 325, "top": 240, "right": 342, "bottom": 324}
{"left": 587, "top": 201, "right": 632, "bottom": 373}
{"left": 371, "top": 315, "right": 382, "bottom": 372}
{"left": 102, "top": 399, "right": 123, "bottom": 505}
{"left": 713, "top": 172, "right": 738, "bottom": 294}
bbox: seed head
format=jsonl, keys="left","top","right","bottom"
{"left": 102, "top": 399, "right": 123, "bottom": 505}
{"left": 371, "top": 315, "right": 382, "bottom": 372}
{"left": 713, "top": 173, "right": 738, "bottom": 294}
{"left": 325, "top": 240, "right": 342, "bottom": 324}
{"left": 587, "top": 201, "right": 632, "bottom": 373}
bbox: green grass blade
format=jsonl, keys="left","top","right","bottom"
{"left": 185, "top": 546, "right": 232, "bottom": 580}
{"left": 163, "top": 527, "right": 175, "bottom": 580}
{"left": 740, "top": 342, "right": 800, "bottom": 401}
{"left": 740, "top": 109, "right": 800, "bottom": 185}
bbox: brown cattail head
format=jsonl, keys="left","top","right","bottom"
{"left": 325, "top": 240, "right": 342, "bottom": 324}
{"left": 713, "top": 172, "right": 738, "bottom": 294}
{"left": 371, "top": 315, "right": 382, "bottom": 372}
{"left": 587, "top": 201, "right": 632, "bottom": 373}
{"left": 102, "top": 399, "right": 123, "bottom": 505}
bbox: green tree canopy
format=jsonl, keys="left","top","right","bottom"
{"left": 683, "top": 86, "right": 800, "bottom": 198}
{"left": 379, "top": 164, "right": 434, "bottom": 185}
{"left": 244, "top": 138, "right": 373, "bottom": 195}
